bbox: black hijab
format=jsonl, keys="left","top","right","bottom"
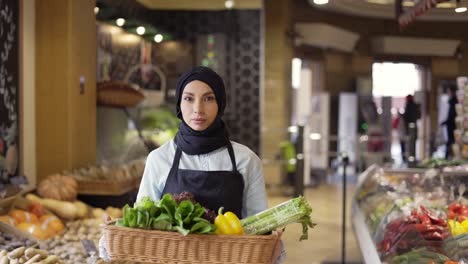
{"left": 174, "top": 66, "right": 230, "bottom": 155}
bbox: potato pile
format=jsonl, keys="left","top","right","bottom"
{"left": 0, "top": 234, "right": 35, "bottom": 252}
{"left": 39, "top": 219, "right": 101, "bottom": 264}
{"left": 0, "top": 246, "right": 64, "bottom": 264}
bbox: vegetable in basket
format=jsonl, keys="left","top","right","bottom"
{"left": 214, "top": 207, "right": 244, "bottom": 235}
{"left": 240, "top": 196, "right": 316, "bottom": 241}
{"left": 116, "top": 194, "right": 216, "bottom": 236}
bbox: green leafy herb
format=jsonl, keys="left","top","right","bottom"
{"left": 117, "top": 195, "right": 217, "bottom": 236}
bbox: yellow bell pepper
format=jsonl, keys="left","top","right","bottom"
{"left": 214, "top": 207, "right": 244, "bottom": 235}
{"left": 449, "top": 220, "right": 466, "bottom": 236}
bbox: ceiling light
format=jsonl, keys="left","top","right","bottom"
{"left": 313, "top": 0, "right": 329, "bottom": 5}
{"left": 309, "top": 133, "right": 322, "bottom": 140}
{"left": 225, "top": 0, "right": 234, "bottom": 9}
{"left": 116, "top": 18, "right": 125, "bottom": 27}
{"left": 94, "top": 7, "right": 99, "bottom": 15}
{"left": 402, "top": 1, "right": 415, "bottom": 7}
{"left": 154, "top": 34, "right": 163, "bottom": 43}
{"left": 136, "top": 26, "right": 145, "bottom": 35}
{"left": 455, "top": 6, "right": 467, "bottom": 12}
{"left": 437, "top": 2, "right": 456, "bottom": 8}
{"left": 288, "top": 126, "right": 298, "bottom": 133}
{"left": 366, "top": 0, "right": 391, "bottom": 4}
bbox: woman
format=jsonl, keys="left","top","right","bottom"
{"left": 137, "top": 66, "right": 266, "bottom": 218}
{"left": 101, "top": 66, "right": 284, "bottom": 263}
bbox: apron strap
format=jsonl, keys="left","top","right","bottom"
{"left": 227, "top": 142, "right": 238, "bottom": 172}
{"left": 168, "top": 146, "right": 183, "bottom": 177}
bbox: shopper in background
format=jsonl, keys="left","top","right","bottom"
{"left": 397, "top": 110, "right": 407, "bottom": 162}
{"left": 100, "top": 66, "right": 285, "bottom": 263}
{"left": 403, "top": 94, "right": 420, "bottom": 161}
{"left": 441, "top": 85, "right": 458, "bottom": 159}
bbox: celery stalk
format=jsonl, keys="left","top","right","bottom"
{"left": 240, "top": 196, "right": 316, "bottom": 241}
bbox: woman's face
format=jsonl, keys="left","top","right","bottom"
{"left": 180, "top": 80, "right": 219, "bottom": 131}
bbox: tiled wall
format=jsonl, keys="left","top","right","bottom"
{"left": 0, "top": 0, "right": 19, "bottom": 180}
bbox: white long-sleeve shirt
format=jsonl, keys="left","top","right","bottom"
{"left": 137, "top": 139, "right": 268, "bottom": 218}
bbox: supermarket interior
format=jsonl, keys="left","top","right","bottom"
{"left": 2, "top": 0, "right": 468, "bottom": 263}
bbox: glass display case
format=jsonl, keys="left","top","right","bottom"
{"left": 352, "top": 165, "right": 468, "bottom": 263}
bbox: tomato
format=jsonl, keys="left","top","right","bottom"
{"left": 448, "top": 211, "right": 456, "bottom": 220}
{"left": 27, "top": 203, "right": 45, "bottom": 218}
{"left": 449, "top": 203, "right": 462, "bottom": 213}
{"left": 460, "top": 207, "right": 468, "bottom": 216}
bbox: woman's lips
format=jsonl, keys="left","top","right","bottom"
{"left": 192, "top": 118, "right": 206, "bottom": 124}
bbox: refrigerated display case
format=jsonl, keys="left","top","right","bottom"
{"left": 351, "top": 165, "right": 465, "bottom": 263}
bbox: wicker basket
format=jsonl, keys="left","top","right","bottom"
{"left": 102, "top": 224, "right": 279, "bottom": 264}
{"left": 97, "top": 81, "right": 145, "bottom": 108}
{"left": 76, "top": 178, "right": 137, "bottom": 195}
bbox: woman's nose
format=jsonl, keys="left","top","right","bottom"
{"left": 194, "top": 100, "right": 204, "bottom": 113}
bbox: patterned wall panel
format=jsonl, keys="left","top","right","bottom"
{"left": 97, "top": 1, "right": 260, "bottom": 153}
{"left": 145, "top": 9, "right": 261, "bottom": 154}
{"left": 0, "top": 0, "right": 19, "bottom": 182}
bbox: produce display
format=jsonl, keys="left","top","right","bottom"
{"left": 1, "top": 189, "right": 315, "bottom": 264}
{"left": 0, "top": 200, "right": 65, "bottom": 240}
{"left": 353, "top": 165, "right": 468, "bottom": 263}
{"left": 0, "top": 233, "right": 35, "bottom": 252}
{"left": 62, "top": 159, "right": 145, "bottom": 182}
{"left": 37, "top": 175, "right": 78, "bottom": 202}
{"left": 378, "top": 206, "right": 449, "bottom": 257}
{"left": 25, "top": 194, "right": 88, "bottom": 221}
{"left": 0, "top": 246, "right": 64, "bottom": 264}
{"left": 419, "top": 158, "right": 466, "bottom": 169}
{"left": 389, "top": 247, "right": 449, "bottom": 264}
{"left": 39, "top": 219, "right": 103, "bottom": 264}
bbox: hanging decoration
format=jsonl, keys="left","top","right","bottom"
{"left": 398, "top": 0, "right": 451, "bottom": 28}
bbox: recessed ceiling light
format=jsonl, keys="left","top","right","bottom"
{"left": 437, "top": 2, "right": 456, "bottom": 8}
{"left": 154, "top": 34, "right": 163, "bottom": 43}
{"left": 455, "top": 6, "right": 467, "bottom": 12}
{"left": 116, "top": 18, "right": 125, "bottom": 27}
{"left": 366, "top": 0, "right": 391, "bottom": 4}
{"left": 225, "top": 0, "right": 234, "bottom": 9}
{"left": 313, "top": 0, "right": 329, "bottom": 4}
{"left": 136, "top": 26, "right": 145, "bottom": 35}
{"left": 402, "top": 1, "right": 415, "bottom": 7}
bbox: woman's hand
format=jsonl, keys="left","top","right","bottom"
{"left": 271, "top": 229, "right": 285, "bottom": 264}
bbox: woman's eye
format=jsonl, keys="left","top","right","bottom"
{"left": 204, "top": 96, "right": 215, "bottom": 101}
{"left": 183, "top": 97, "right": 192, "bottom": 101}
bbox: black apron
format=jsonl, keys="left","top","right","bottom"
{"left": 161, "top": 143, "right": 244, "bottom": 217}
